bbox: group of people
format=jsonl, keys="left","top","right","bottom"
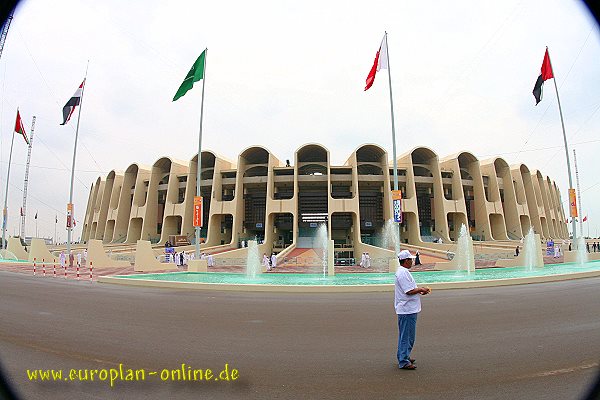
{"left": 588, "top": 242, "right": 599, "bottom": 253}
{"left": 359, "top": 252, "right": 372, "bottom": 268}
{"left": 170, "top": 251, "right": 218, "bottom": 267}
{"left": 58, "top": 249, "right": 87, "bottom": 270}
{"left": 172, "top": 251, "right": 190, "bottom": 266}
{"left": 262, "top": 253, "right": 278, "bottom": 271}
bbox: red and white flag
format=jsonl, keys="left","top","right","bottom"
{"left": 15, "top": 109, "right": 29, "bottom": 145}
{"left": 532, "top": 48, "right": 554, "bottom": 105}
{"left": 61, "top": 80, "right": 85, "bottom": 125}
{"left": 583, "top": 215, "right": 588, "bottom": 222}
{"left": 364, "top": 35, "right": 389, "bottom": 91}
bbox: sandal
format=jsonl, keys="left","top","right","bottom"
{"left": 400, "top": 363, "right": 417, "bottom": 370}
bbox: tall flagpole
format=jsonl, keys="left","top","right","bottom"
{"left": 385, "top": 32, "right": 398, "bottom": 193}
{"left": 384, "top": 32, "right": 401, "bottom": 248}
{"left": 1, "top": 118, "right": 16, "bottom": 250}
{"left": 67, "top": 62, "right": 89, "bottom": 258}
{"left": 545, "top": 47, "right": 577, "bottom": 243}
{"left": 573, "top": 149, "right": 583, "bottom": 239}
{"left": 20, "top": 116, "right": 36, "bottom": 239}
{"left": 195, "top": 48, "right": 207, "bottom": 259}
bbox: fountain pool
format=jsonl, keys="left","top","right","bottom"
{"left": 101, "top": 260, "right": 600, "bottom": 292}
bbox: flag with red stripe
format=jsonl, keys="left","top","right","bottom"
{"left": 364, "top": 35, "right": 389, "bottom": 91}
{"left": 532, "top": 48, "right": 554, "bottom": 105}
{"left": 61, "top": 80, "right": 85, "bottom": 125}
{"left": 15, "top": 109, "right": 29, "bottom": 145}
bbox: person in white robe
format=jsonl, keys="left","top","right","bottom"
{"left": 263, "top": 253, "right": 271, "bottom": 271}
{"left": 270, "top": 253, "right": 277, "bottom": 269}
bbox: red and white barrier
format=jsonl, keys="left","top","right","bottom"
{"left": 33, "top": 258, "right": 36, "bottom": 276}
{"left": 64, "top": 265, "right": 67, "bottom": 279}
{"left": 53, "top": 262, "right": 56, "bottom": 278}
{"left": 42, "top": 259, "right": 46, "bottom": 277}
{"left": 89, "top": 262, "right": 93, "bottom": 283}
{"left": 76, "top": 263, "right": 80, "bottom": 280}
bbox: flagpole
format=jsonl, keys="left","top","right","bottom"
{"left": 20, "top": 116, "right": 36, "bottom": 239}
{"left": 54, "top": 216, "right": 57, "bottom": 245}
{"left": 545, "top": 47, "right": 577, "bottom": 243}
{"left": 1, "top": 119, "right": 16, "bottom": 249}
{"left": 67, "top": 61, "right": 89, "bottom": 259}
{"left": 384, "top": 32, "right": 401, "bottom": 246}
{"left": 573, "top": 148, "right": 583, "bottom": 241}
{"left": 195, "top": 48, "right": 207, "bottom": 259}
{"left": 384, "top": 33, "right": 398, "bottom": 193}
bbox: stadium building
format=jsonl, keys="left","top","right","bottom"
{"left": 82, "top": 144, "right": 568, "bottom": 259}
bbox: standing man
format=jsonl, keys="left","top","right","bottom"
{"left": 263, "top": 253, "right": 271, "bottom": 271}
{"left": 270, "top": 253, "right": 277, "bottom": 270}
{"left": 395, "top": 250, "right": 431, "bottom": 370}
{"left": 59, "top": 251, "right": 66, "bottom": 270}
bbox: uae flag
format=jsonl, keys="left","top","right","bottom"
{"left": 15, "top": 109, "right": 29, "bottom": 145}
{"left": 173, "top": 50, "right": 206, "bottom": 101}
{"left": 364, "top": 35, "right": 389, "bottom": 91}
{"left": 532, "top": 49, "right": 553, "bottom": 105}
{"left": 61, "top": 80, "right": 85, "bottom": 125}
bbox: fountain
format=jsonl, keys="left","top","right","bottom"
{"left": 381, "top": 219, "right": 400, "bottom": 255}
{"left": 107, "top": 226, "right": 600, "bottom": 291}
{"left": 316, "top": 223, "right": 329, "bottom": 277}
{"left": 426, "top": 224, "right": 475, "bottom": 273}
{"left": 523, "top": 227, "right": 542, "bottom": 271}
{"left": 453, "top": 224, "right": 475, "bottom": 274}
{"left": 576, "top": 236, "right": 588, "bottom": 266}
{"left": 245, "top": 240, "right": 261, "bottom": 279}
{"left": 523, "top": 228, "right": 536, "bottom": 271}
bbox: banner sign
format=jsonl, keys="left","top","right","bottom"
{"left": 66, "top": 203, "right": 73, "bottom": 228}
{"left": 392, "top": 190, "right": 402, "bottom": 223}
{"left": 193, "top": 196, "right": 203, "bottom": 227}
{"left": 568, "top": 189, "right": 577, "bottom": 217}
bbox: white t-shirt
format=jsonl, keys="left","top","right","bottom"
{"left": 394, "top": 267, "right": 421, "bottom": 314}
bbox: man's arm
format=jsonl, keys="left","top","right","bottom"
{"left": 406, "top": 287, "right": 431, "bottom": 295}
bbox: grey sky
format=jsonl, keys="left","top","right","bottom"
{"left": 1, "top": 0, "right": 599, "bottom": 241}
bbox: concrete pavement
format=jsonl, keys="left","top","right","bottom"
{"left": 0, "top": 271, "right": 598, "bottom": 399}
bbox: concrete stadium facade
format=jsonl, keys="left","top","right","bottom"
{"left": 82, "top": 144, "right": 568, "bottom": 258}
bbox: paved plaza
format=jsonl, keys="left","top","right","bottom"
{"left": 0, "top": 271, "right": 598, "bottom": 400}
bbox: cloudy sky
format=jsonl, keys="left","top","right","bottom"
{"left": 1, "top": 0, "right": 599, "bottom": 242}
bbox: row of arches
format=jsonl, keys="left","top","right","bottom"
{"left": 82, "top": 144, "right": 568, "bottom": 250}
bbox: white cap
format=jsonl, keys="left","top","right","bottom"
{"left": 398, "top": 250, "right": 416, "bottom": 260}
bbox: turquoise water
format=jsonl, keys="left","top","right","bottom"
{"left": 114, "top": 260, "right": 600, "bottom": 286}
{"left": 0, "top": 258, "right": 34, "bottom": 264}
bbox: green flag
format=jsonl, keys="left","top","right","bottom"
{"left": 173, "top": 50, "right": 206, "bottom": 101}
